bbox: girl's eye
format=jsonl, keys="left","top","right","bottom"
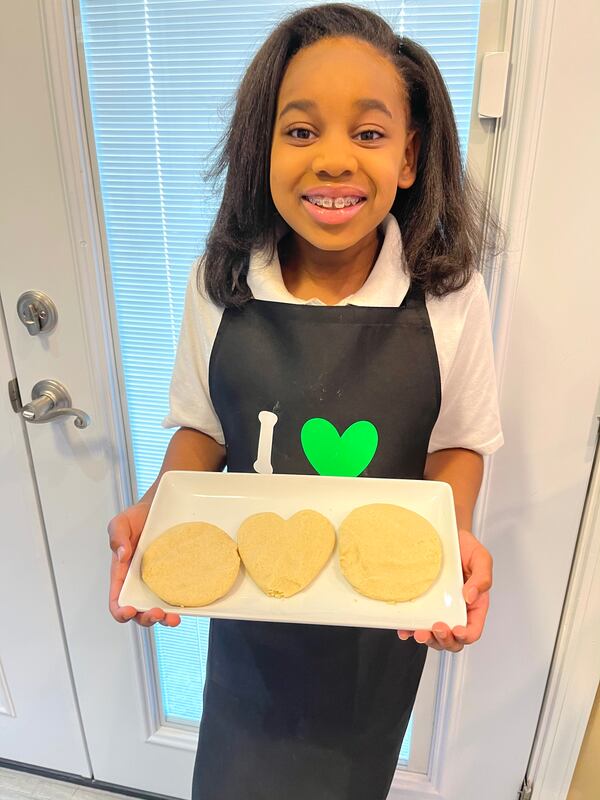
{"left": 288, "top": 128, "right": 314, "bottom": 140}
{"left": 357, "top": 130, "right": 383, "bottom": 141}
{"left": 286, "top": 128, "right": 383, "bottom": 142}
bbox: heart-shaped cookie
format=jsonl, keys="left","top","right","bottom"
{"left": 237, "top": 510, "right": 336, "bottom": 598}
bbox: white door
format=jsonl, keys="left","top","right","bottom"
{"left": 0, "top": 305, "right": 90, "bottom": 776}
{"left": 1, "top": 1, "right": 598, "bottom": 799}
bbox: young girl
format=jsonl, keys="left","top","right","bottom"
{"left": 108, "top": 4, "right": 503, "bottom": 798}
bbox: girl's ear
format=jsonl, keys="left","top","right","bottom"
{"left": 398, "top": 129, "right": 421, "bottom": 189}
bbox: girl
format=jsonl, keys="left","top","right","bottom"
{"left": 108, "top": 4, "right": 503, "bottom": 798}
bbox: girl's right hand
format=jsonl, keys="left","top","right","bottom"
{"left": 108, "top": 501, "right": 181, "bottom": 628}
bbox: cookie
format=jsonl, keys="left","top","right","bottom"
{"left": 339, "top": 503, "right": 442, "bottom": 602}
{"left": 141, "top": 521, "right": 240, "bottom": 607}
{"left": 237, "top": 510, "right": 335, "bottom": 598}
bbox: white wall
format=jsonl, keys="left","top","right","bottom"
{"left": 452, "top": 0, "right": 600, "bottom": 795}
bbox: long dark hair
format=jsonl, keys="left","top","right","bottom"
{"left": 200, "top": 2, "right": 503, "bottom": 306}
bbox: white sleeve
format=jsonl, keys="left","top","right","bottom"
{"left": 428, "top": 273, "right": 504, "bottom": 456}
{"left": 161, "top": 259, "right": 225, "bottom": 445}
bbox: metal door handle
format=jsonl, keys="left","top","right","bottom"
{"left": 18, "top": 379, "right": 91, "bottom": 429}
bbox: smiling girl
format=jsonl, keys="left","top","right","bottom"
{"left": 108, "top": 4, "right": 504, "bottom": 798}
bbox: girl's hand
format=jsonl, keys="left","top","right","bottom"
{"left": 397, "top": 528, "right": 492, "bottom": 652}
{"left": 108, "top": 501, "right": 181, "bottom": 628}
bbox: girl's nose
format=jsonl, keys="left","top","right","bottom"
{"left": 311, "top": 144, "right": 358, "bottom": 177}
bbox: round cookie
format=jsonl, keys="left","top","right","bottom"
{"left": 141, "top": 522, "right": 240, "bottom": 607}
{"left": 237, "top": 510, "right": 335, "bottom": 598}
{"left": 338, "top": 503, "right": 442, "bottom": 602}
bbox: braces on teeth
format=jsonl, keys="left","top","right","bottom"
{"left": 305, "top": 196, "right": 363, "bottom": 208}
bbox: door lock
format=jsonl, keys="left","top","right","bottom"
{"left": 16, "top": 290, "right": 58, "bottom": 335}
{"left": 12, "top": 379, "right": 91, "bottom": 429}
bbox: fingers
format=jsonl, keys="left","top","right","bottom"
{"left": 400, "top": 589, "right": 490, "bottom": 651}
{"left": 107, "top": 501, "right": 150, "bottom": 562}
{"left": 110, "top": 596, "right": 182, "bottom": 628}
{"left": 107, "top": 512, "right": 130, "bottom": 561}
{"left": 108, "top": 543, "right": 181, "bottom": 627}
{"left": 431, "top": 623, "right": 464, "bottom": 652}
{"left": 109, "top": 549, "right": 132, "bottom": 621}
{"left": 416, "top": 625, "right": 464, "bottom": 652}
{"left": 461, "top": 540, "right": 493, "bottom": 601}
{"left": 453, "top": 590, "right": 489, "bottom": 645}
{"left": 136, "top": 608, "right": 166, "bottom": 627}
{"left": 159, "top": 613, "right": 182, "bottom": 627}
{"left": 133, "top": 608, "right": 182, "bottom": 627}
{"left": 397, "top": 627, "right": 461, "bottom": 652}
{"left": 397, "top": 619, "right": 471, "bottom": 652}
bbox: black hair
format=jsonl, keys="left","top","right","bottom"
{"left": 200, "top": 2, "right": 504, "bottom": 306}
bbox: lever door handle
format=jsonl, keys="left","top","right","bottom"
{"left": 18, "top": 379, "right": 91, "bottom": 429}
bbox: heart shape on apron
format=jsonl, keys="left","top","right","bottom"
{"left": 301, "top": 417, "right": 379, "bottom": 476}
{"left": 237, "top": 510, "right": 336, "bottom": 597}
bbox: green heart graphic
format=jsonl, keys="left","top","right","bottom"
{"left": 301, "top": 418, "right": 379, "bottom": 477}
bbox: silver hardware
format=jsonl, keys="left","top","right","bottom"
{"left": 8, "top": 378, "right": 23, "bottom": 414}
{"left": 16, "top": 290, "right": 58, "bottom": 335}
{"left": 517, "top": 778, "right": 533, "bottom": 800}
{"left": 19, "top": 379, "right": 90, "bottom": 429}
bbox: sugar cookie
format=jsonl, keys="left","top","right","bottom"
{"left": 339, "top": 503, "right": 442, "bottom": 602}
{"left": 237, "top": 510, "right": 335, "bottom": 598}
{"left": 141, "top": 522, "right": 240, "bottom": 607}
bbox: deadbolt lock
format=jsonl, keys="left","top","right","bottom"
{"left": 16, "top": 290, "right": 58, "bottom": 335}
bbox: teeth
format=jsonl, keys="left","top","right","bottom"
{"left": 305, "top": 196, "right": 363, "bottom": 208}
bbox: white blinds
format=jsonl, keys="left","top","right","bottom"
{"left": 78, "top": 0, "right": 481, "bottom": 754}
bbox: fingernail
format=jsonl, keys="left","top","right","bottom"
{"left": 433, "top": 628, "right": 446, "bottom": 638}
{"left": 117, "top": 546, "right": 125, "bottom": 562}
{"left": 466, "top": 587, "right": 478, "bottom": 604}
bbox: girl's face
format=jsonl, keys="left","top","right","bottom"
{"left": 270, "top": 36, "right": 419, "bottom": 254}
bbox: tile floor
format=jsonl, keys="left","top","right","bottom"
{"left": 0, "top": 767, "right": 139, "bottom": 800}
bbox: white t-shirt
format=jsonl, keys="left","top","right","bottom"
{"left": 162, "top": 213, "right": 504, "bottom": 456}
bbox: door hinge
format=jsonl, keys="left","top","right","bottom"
{"left": 478, "top": 51, "right": 510, "bottom": 119}
{"left": 518, "top": 778, "right": 533, "bottom": 800}
{"left": 8, "top": 377, "right": 23, "bottom": 413}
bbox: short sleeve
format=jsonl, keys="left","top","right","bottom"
{"left": 428, "top": 273, "right": 504, "bottom": 456}
{"left": 161, "top": 259, "right": 225, "bottom": 445}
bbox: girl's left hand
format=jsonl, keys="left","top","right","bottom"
{"left": 397, "top": 528, "right": 493, "bottom": 652}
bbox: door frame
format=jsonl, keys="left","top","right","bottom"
{"left": 526, "top": 439, "right": 600, "bottom": 798}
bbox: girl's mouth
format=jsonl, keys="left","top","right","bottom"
{"left": 300, "top": 196, "right": 367, "bottom": 225}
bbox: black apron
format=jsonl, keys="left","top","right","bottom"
{"left": 192, "top": 284, "right": 441, "bottom": 800}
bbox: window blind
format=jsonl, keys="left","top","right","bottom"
{"left": 78, "top": 0, "right": 481, "bottom": 767}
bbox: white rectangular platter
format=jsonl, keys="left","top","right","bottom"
{"left": 119, "top": 471, "right": 467, "bottom": 630}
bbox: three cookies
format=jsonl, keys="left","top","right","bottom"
{"left": 141, "top": 504, "right": 443, "bottom": 607}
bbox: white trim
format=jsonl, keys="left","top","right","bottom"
{"left": 147, "top": 724, "right": 199, "bottom": 754}
{"left": 484, "top": 0, "right": 557, "bottom": 385}
{"left": 527, "top": 443, "right": 600, "bottom": 799}
{"left": 405, "top": 651, "right": 442, "bottom": 773}
{"left": 471, "top": 0, "right": 600, "bottom": 796}
{"left": 472, "top": 0, "right": 555, "bottom": 579}
{"left": 41, "top": 0, "right": 139, "bottom": 510}
{"left": 0, "top": 660, "right": 16, "bottom": 719}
